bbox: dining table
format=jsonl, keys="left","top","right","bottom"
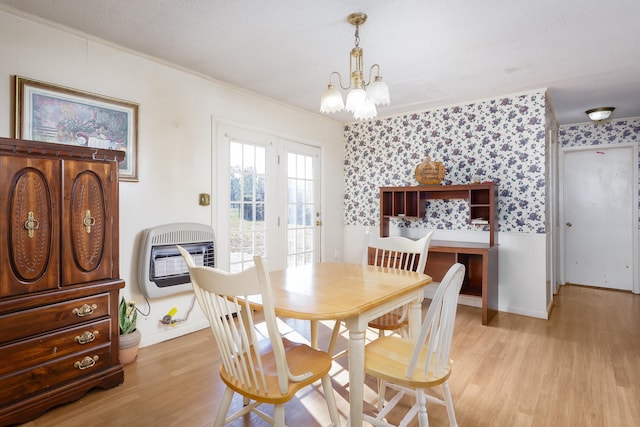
{"left": 259, "top": 262, "right": 432, "bottom": 426}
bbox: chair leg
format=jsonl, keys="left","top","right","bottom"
{"left": 400, "top": 325, "right": 409, "bottom": 339}
{"left": 214, "top": 387, "right": 235, "bottom": 427}
{"left": 321, "top": 374, "right": 341, "bottom": 426}
{"left": 442, "top": 381, "right": 458, "bottom": 427}
{"left": 416, "top": 388, "right": 429, "bottom": 427}
{"left": 327, "top": 320, "right": 342, "bottom": 356}
{"left": 273, "top": 403, "right": 285, "bottom": 427}
{"left": 377, "top": 379, "right": 388, "bottom": 412}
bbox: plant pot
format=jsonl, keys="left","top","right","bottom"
{"left": 119, "top": 329, "right": 141, "bottom": 365}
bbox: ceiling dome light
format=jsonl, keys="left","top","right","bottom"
{"left": 586, "top": 107, "right": 615, "bottom": 121}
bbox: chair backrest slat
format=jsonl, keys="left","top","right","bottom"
{"left": 407, "top": 262, "right": 465, "bottom": 379}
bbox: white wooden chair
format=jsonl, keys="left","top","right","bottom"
{"left": 363, "top": 262, "right": 465, "bottom": 427}
{"left": 327, "top": 230, "right": 433, "bottom": 359}
{"left": 176, "top": 246, "right": 341, "bottom": 427}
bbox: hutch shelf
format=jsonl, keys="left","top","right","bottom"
{"left": 379, "top": 183, "right": 499, "bottom": 325}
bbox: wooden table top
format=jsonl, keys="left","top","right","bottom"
{"left": 259, "top": 262, "right": 432, "bottom": 321}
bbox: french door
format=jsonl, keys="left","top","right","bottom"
{"left": 216, "top": 124, "right": 321, "bottom": 272}
{"left": 281, "top": 140, "right": 321, "bottom": 267}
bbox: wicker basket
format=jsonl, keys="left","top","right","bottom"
{"left": 415, "top": 156, "right": 445, "bottom": 185}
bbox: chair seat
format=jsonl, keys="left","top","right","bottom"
{"left": 368, "top": 307, "right": 408, "bottom": 331}
{"left": 220, "top": 337, "right": 333, "bottom": 405}
{"left": 365, "top": 336, "right": 452, "bottom": 389}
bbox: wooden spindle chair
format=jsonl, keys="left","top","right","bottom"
{"left": 363, "top": 263, "right": 465, "bottom": 427}
{"left": 177, "top": 246, "right": 341, "bottom": 427}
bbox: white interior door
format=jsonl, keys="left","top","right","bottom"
{"left": 560, "top": 144, "right": 636, "bottom": 290}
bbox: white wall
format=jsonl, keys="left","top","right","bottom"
{"left": 344, "top": 225, "right": 549, "bottom": 319}
{"left": 0, "top": 10, "right": 345, "bottom": 347}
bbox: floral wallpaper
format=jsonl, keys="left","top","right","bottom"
{"left": 559, "top": 118, "right": 640, "bottom": 225}
{"left": 559, "top": 118, "right": 640, "bottom": 148}
{"left": 343, "top": 91, "right": 547, "bottom": 234}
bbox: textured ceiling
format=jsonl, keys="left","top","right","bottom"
{"left": 1, "top": 0, "right": 639, "bottom": 125}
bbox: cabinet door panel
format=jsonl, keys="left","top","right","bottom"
{"left": 0, "top": 156, "right": 60, "bottom": 296}
{"left": 62, "top": 160, "right": 115, "bottom": 284}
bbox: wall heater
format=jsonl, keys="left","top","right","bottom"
{"left": 138, "top": 222, "right": 215, "bottom": 299}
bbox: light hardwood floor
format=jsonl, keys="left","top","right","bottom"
{"left": 18, "top": 284, "right": 640, "bottom": 427}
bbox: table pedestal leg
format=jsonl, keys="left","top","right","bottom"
{"left": 345, "top": 317, "right": 367, "bottom": 426}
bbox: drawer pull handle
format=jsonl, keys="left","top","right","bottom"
{"left": 74, "top": 355, "right": 99, "bottom": 370}
{"left": 72, "top": 303, "right": 97, "bottom": 317}
{"left": 24, "top": 211, "right": 40, "bottom": 238}
{"left": 75, "top": 330, "right": 99, "bottom": 344}
{"left": 83, "top": 209, "right": 96, "bottom": 234}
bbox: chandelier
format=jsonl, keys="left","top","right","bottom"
{"left": 320, "top": 12, "right": 390, "bottom": 120}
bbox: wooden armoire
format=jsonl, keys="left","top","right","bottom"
{"left": 0, "top": 137, "right": 125, "bottom": 425}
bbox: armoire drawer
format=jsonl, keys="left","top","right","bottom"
{"left": 0, "top": 318, "right": 112, "bottom": 376}
{"left": 0, "top": 343, "right": 112, "bottom": 406}
{"left": 0, "top": 293, "right": 110, "bottom": 344}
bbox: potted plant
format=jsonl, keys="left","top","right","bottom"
{"left": 118, "top": 297, "right": 141, "bottom": 365}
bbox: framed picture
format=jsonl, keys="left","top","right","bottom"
{"left": 14, "top": 76, "right": 139, "bottom": 181}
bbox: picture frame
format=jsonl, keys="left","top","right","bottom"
{"left": 14, "top": 76, "right": 139, "bottom": 181}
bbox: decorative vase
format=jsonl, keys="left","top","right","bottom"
{"left": 118, "top": 329, "right": 141, "bottom": 365}
{"left": 415, "top": 156, "right": 445, "bottom": 185}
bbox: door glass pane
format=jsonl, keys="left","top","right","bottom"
{"left": 287, "top": 152, "right": 315, "bottom": 267}
{"left": 305, "top": 228, "right": 313, "bottom": 251}
{"left": 306, "top": 181, "right": 313, "bottom": 204}
{"left": 304, "top": 205, "right": 313, "bottom": 227}
{"left": 229, "top": 141, "right": 266, "bottom": 272}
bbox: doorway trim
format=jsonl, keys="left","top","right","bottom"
{"left": 558, "top": 142, "right": 639, "bottom": 294}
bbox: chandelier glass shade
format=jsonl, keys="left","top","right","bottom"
{"left": 345, "top": 88, "right": 367, "bottom": 113}
{"left": 320, "top": 13, "right": 390, "bottom": 120}
{"left": 367, "top": 76, "right": 391, "bottom": 106}
{"left": 319, "top": 84, "right": 345, "bottom": 113}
